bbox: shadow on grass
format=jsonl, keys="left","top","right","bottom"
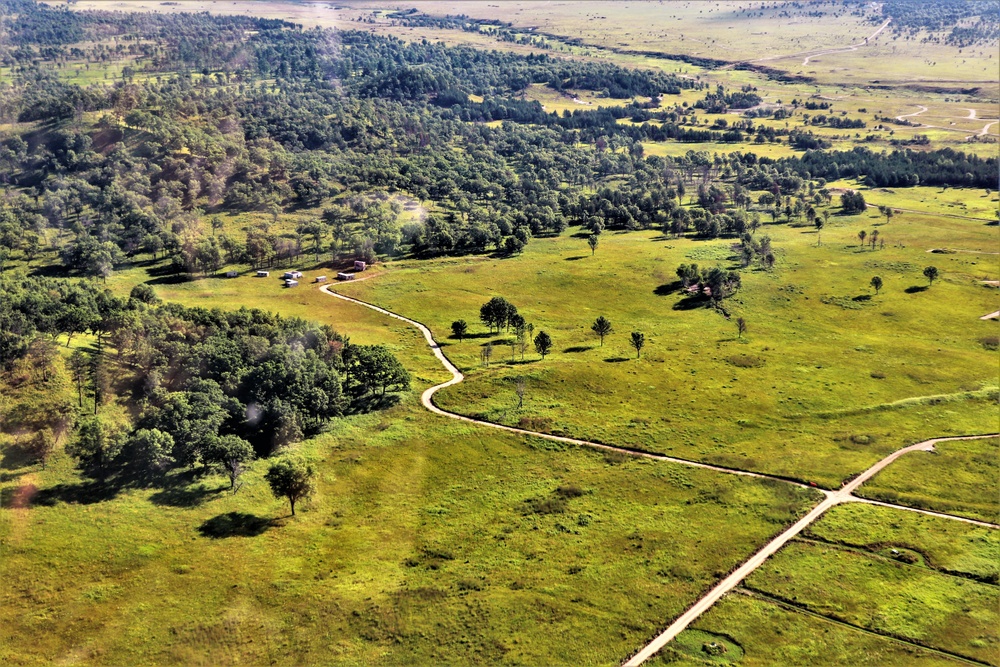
{"left": 0, "top": 442, "right": 32, "bottom": 471}
{"left": 198, "top": 512, "right": 275, "bottom": 538}
{"left": 853, "top": 294, "right": 872, "bottom": 302}
{"left": 149, "top": 482, "right": 227, "bottom": 507}
{"left": 905, "top": 285, "right": 929, "bottom": 293}
{"left": 604, "top": 357, "right": 630, "bottom": 363}
{"left": 672, "top": 296, "right": 710, "bottom": 311}
{"left": 563, "top": 346, "right": 594, "bottom": 353}
{"left": 347, "top": 392, "right": 402, "bottom": 415}
{"left": 654, "top": 280, "right": 684, "bottom": 296}
{"left": 564, "top": 255, "right": 589, "bottom": 261}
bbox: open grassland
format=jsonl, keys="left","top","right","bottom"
{"left": 805, "top": 503, "right": 1000, "bottom": 584}
{"left": 337, "top": 198, "right": 998, "bottom": 487}
{"left": 662, "top": 593, "right": 969, "bottom": 666}
{"left": 855, "top": 437, "right": 1000, "bottom": 524}
{"left": 673, "top": 502, "right": 1000, "bottom": 665}
{"left": 743, "top": 539, "right": 999, "bottom": 664}
{"left": 1, "top": 360, "right": 821, "bottom": 664}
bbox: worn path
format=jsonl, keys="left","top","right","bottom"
{"left": 318, "top": 285, "right": 998, "bottom": 665}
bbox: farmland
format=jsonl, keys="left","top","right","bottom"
{"left": 0, "top": 0, "right": 997, "bottom": 665}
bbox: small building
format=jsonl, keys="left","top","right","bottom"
{"left": 283, "top": 270, "right": 303, "bottom": 280}
{"left": 353, "top": 261, "right": 367, "bottom": 272}
{"left": 225, "top": 270, "right": 239, "bottom": 278}
{"left": 285, "top": 279, "right": 299, "bottom": 287}
{"left": 315, "top": 275, "right": 328, "bottom": 283}
{"left": 256, "top": 270, "right": 270, "bottom": 277}
{"left": 337, "top": 272, "right": 355, "bottom": 281}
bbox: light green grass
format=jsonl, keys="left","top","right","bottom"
{"left": 805, "top": 503, "right": 1000, "bottom": 583}
{"left": 663, "top": 593, "right": 970, "bottom": 666}
{"left": 337, "top": 201, "right": 997, "bottom": 487}
{"left": 856, "top": 437, "right": 1000, "bottom": 524}
{"left": 0, "top": 385, "right": 822, "bottom": 665}
{"left": 744, "top": 540, "right": 999, "bottom": 663}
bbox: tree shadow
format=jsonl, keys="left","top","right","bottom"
{"left": 672, "top": 296, "right": 710, "bottom": 311}
{"left": 654, "top": 280, "right": 684, "bottom": 296}
{"left": 563, "top": 346, "right": 594, "bottom": 353}
{"left": 564, "top": 255, "right": 588, "bottom": 261}
{"left": 11, "top": 478, "right": 124, "bottom": 506}
{"left": 198, "top": 512, "right": 275, "bottom": 538}
{"left": 462, "top": 332, "right": 495, "bottom": 340}
{"left": 0, "top": 442, "right": 32, "bottom": 470}
{"left": 149, "top": 481, "right": 226, "bottom": 507}
{"left": 347, "top": 392, "right": 402, "bottom": 414}
{"left": 604, "top": 357, "right": 630, "bottom": 363}
{"left": 853, "top": 294, "right": 872, "bottom": 302}
{"left": 905, "top": 285, "right": 928, "bottom": 293}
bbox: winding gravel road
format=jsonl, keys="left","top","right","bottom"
{"left": 319, "top": 284, "right": 999, "bottom": 666}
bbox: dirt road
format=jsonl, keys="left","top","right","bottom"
{"left": 319, "top": 285, "right": 827, "bottom": 491}
{"left": 317, "top": 285, "right": 998, "bottom": 665}
{"left": 622, "top": 435, "right": 998, "bottom": 666}
{"left": 753, "top": 18, "right": 890, "bottom": 65}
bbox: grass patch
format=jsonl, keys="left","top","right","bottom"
{"left": 744, "top": 540, "right": 998, "bottom": 663}
{"left": 668, "top": 593, "right": 976, "bottom": 666}
{"left": 804, "top": 503, "right": 1000, "bottom": 584}
{"left": 856, "top": 437, "right": 1000, "bottom": 523}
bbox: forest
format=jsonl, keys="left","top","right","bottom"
{"left": 0, "top": 0, "right": 995, "bottom": 286}
{"left": 0, "top": 274, "right": 408, "bottom": 483}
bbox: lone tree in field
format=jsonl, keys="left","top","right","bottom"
{"left": 878, "top": 205, "right": 894, "bottom": 224}
{"left": 587, "top": 234, "right": 599, "bottom": 256}
{"left": 591, "top": 316, "right": 613, "bottom": 346}
{"left": 858, "top": 230, "right": 867, "bottom": 247}
{"left": 814, "top": 214, "right": 824, "bottom": 245}
{"left": 265, "top": 457, "right": 315, "bottom": 517}
{"left": 736, "top": 317, "right": 748, "bottom": 339}
{"left": 869, "top": 229, "right": 879, "bottom": 250}
{"left": 630, "top": 331, "right": 645, "bottom": 358}
{"left": 870, "top": 275, "right": 883, "bottom": 295}
{"left": 533, "top": 331, "right": 552, "bottom": 359}
{"left": 923, "top": 266, "right": 939, "bottom": 285}
{"left": 451, "top": 320, "right": 468, "bottom": 341}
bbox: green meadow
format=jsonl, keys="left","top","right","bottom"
{"left": 856, "top": 437, "right": 1000, "bottom": 524}
{"left": 338, "top": 200, "right": 997, "bottom": 487}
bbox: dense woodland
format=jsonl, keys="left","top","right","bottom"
{"left": 0, "top": 274, "right": 408, "bottom": 481}
{"left": 0, "top": 0, "right": 995, "bottom": 283}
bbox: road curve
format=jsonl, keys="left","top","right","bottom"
{"left": 320, "top": 285, "right": 831, "bottom": 492}
{"left": 318, "top": 285, "right": 998, "bottom": 664}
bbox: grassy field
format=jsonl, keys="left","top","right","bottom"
{"left": 669, "top": 502, "right": 1000, "bottom": 665}
{"left": 805, "top": 503, "right": 1000, "bottom": 583}
{"left": 743, "top": 540, "right": 999, "bottom": 663}
{"left": 336, "top": 194, "right": 997, "bottom": 487}
{"left": 855, "top": 437, "right": 1000, "bottom": 524}
{"left": 0, "top": 337, "right": 823, "bottom": 665}
{"left": 662, "top": 593, "right": 967, "bottom": 666}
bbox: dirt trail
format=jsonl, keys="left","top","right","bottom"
{"left": 317, "top": 285, "right": 998, "bottom": 665}
{"left": 320, "top": 285, "right": 826, "bottom": 491}
{"left": 752, "top": 18, "right": 890, "bottom": 65}
{"left": 896, "top": 104, "right": 928, "bottom": 121}
{"left": 622, "top": 434, "right": 999, "bottom": 667}
{"left": 800, "top": 18, "right": 892, "bottom": 66}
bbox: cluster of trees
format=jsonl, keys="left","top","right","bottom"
{"left": 0, "top": 276, "right": 408, "bottom": 482}
{"left": 676, "top": 264, "right": 744, "bottom": 304}
{"left": 840, "top": 191, "right": 868, "bottom": 214}
{"left": 1, "top": 2, "right": 991, "bottom": 285}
